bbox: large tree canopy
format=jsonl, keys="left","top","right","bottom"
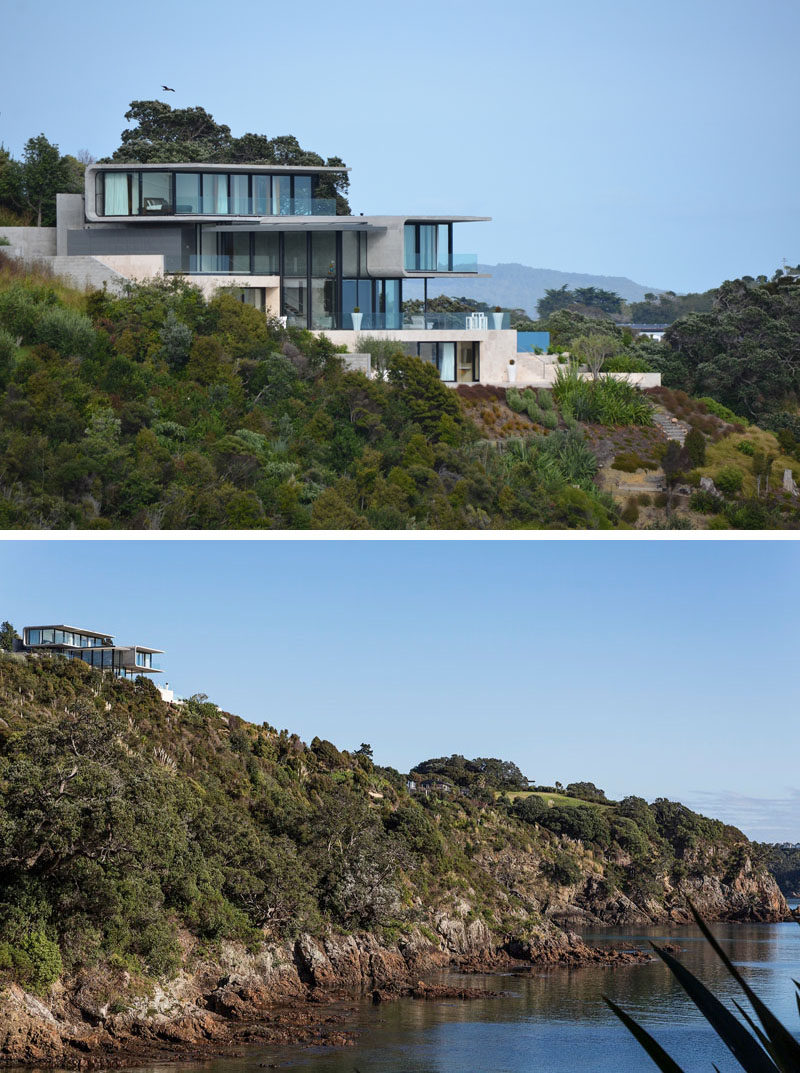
{"left": 105, "top": 101, "right": 350, "bottom": 213}
{"left": 656, "top": 270, "right": 800, "bottom": 420}
{"left": 537, "top": 285, "right": 622, "bottom": 318}
{"left": 0, "top": 135, "right": 83, "bottom": 227}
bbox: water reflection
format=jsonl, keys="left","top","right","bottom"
{"left": 100, "top": 920, "right": 800, "bottom": 1073}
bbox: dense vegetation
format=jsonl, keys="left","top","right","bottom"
{"left": 0, "top": 650, "right": 774, "bottom": 995}
{"left": 764, "top": 844, "right": 800, "bottom": 896}
{"left": 0, "top": 262, "right": 627, "bottom": 529}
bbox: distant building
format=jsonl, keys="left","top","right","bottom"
{"left": 17, "top": 624, "right": 174, "bottom": 702}
{"left": 619, "top": 323, "right": 670, "bottom": 341}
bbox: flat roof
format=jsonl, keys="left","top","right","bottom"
{"left": 88, "top": 162, "right": 349, "bottom": 175}
{"left": 26, "top": 624, "right": 115, "bottom": 638}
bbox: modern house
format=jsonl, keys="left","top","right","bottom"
{"left": 3, "top": 161, "right": 522, "bottom": 385}
{"left": 16, "top": 624, "right": 173, "bottom": 699}
{"left": 0, "top": 162, "right": 660, "bottom": 388}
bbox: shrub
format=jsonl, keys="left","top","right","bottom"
{"left": 540, "top": 409, "right": 558, "bottom": 430}
{"left": 0, "top": 282, "right": 57, "bottom": 339}
{"left": 34, "top": 305, "right": 96, "bottom": 356}
{"left": 537, "top": 389, "right": 554, "bottom": 411}
{"left": 540, "top": 851, "right": 582, "bottom": 887}
{"left": 526, "top": 401, "right": 543, "bottom": 423}
{"left": 637, "top": 493, "right": 651, "bottom": 506}
{"left": 601, "top": 353, "right": 653, "bottom": 373}
{"left": 159, "top": 310, "right": 193, "bottom": 370}
{"left": 654, "top": 492, "right": 668, "bottom": 508}
{"left": 611, "top": 452, "right": 657, "bottom": 472}
{"left": 506, "top": 388, "right": 525, "bottom": 413}
{"left": 553, "top": 366, "right": 652, "bottom": 426}
{"left": 715, "top": 465, "right": 744, "bottom": 497}
{"left": 690, "top": 490, "right": 722, "bottom": 513}
{"left": 621, "top": 498, "right": 639, "bottom": 524}
{"left": 0, "top": 327, "right": 16, "bottom": 382}
{"left": 684, "top": 427, "right": 706, "bottom": 467}
{"left": 696, "top": 396, "right": 749, "bottom": 425}
{"left": 735, "top": 440, "right": 755, "bottom": 456}
{"left": 0, "top": 930, "right": 63, "bottom": 993}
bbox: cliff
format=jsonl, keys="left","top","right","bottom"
{"left": 0, "top": 652, "right": 787, "bottom": 1066}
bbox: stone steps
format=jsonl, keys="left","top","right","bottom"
{"left": 652, "top": 409, "right": 690, "bottom": 444}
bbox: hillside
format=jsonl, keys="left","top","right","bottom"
{"left": 0, "top": 651, "right": 787, "bottom": 1065}
{"left": 424, "top": 263, "right": 664, "bottom": 316}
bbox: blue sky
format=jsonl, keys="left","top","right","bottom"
{"left": 2, "top": 0, "right": 797, "bottom": 293}
{"left": 2, "top": 538, "right": 798, "bottom": 841}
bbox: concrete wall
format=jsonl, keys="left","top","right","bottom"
{"left": 56, "top": 194, "right": 84, "bottom": 255}
{"left": 317, "top": 328, "right": 518, "bottom": 384}
{"left": 343, "top": 352, "right": 371, "bottom": 376}
{"left": 0, "top": 226, "right": 57, "bottom": 259}
{"left": 94, "top": 255, "right": 165, "bottom": 282}
{"left": 68, "top": 225, "right": 184, "bottom": 257}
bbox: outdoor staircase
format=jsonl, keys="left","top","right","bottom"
{"left": 652, "top": 409, "right": 690, "bottom": 445}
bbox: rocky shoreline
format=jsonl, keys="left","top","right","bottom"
{"left": 0, "top": 926, "right": 656, "bottom": 1070}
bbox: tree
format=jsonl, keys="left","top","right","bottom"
{"left": 571, "top": 333, "right": 618, "bottom": 380}
{"left": 107, "top": 101, "right": 351, "bottom": 213}
{"left": 662, "top": 440, "right": 690, "bottom": 512}
{"left": 0, "top": 621, "right": 18, "bottom": 651}
{"left": 3, "top": 135, "right": 80, "bottom": 227}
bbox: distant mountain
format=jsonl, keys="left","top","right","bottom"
{"left": 424, "top": 263, "right": 665, "bottom": 317}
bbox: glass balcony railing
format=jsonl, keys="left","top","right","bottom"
{"left": 165, "top": 256, "right": 279, "bottom": 275}
{"left": 346, "top": 311, "right": 510, "bottom": 330}
{"left": 403, "top": 253, "right": 478, "bottom": 273}
{"left": 167, "top": 197, "right": 337, "bottom": 217}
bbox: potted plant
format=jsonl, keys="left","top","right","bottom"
{"left": 351, "top": 307, "right": 362, "bottom": 331}
{"left": 507, "top": 357, "right": 517, "bottom": 384}
{"left": 491, "top": 305, "right": 504, "bottom": 329}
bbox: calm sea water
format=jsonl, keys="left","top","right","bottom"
{"left": 126, "top": 904, "right": 800, "bottom": 1073}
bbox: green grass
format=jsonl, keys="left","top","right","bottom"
{"left": 505, "top": 791, "right": 609, "bottom": 810}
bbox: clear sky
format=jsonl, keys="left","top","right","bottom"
{"left": 2, "top": 0, "right": 797, "bottom": 293}
{"left": 2, "top": 538, "right": 798, "bottom": 841}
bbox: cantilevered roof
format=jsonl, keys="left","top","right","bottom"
{"left": 88, "top": 162, "right": 349, "bottom": 175}
{"left": 27, "top": 624, "right": 115, "bottom": 638}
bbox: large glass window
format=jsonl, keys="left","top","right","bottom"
{"left": 273, "top": 176, "right": 291, "bottom": 216}
{"left": 230, "top": 174, "right": 250, "bottom": 214}
{"left": 41, "top": 629, "right": 54, "bottom": 643}
{"left": 283, "top": 279, "right": 308, "bottom": 326}
{"left": 176, "top": 173, "right": 200, "bottom": 213}
{"left": 202, "top": 174, "right": 228, "bottom": 214}
{"left": 284, "top": 233, "right": 307, "bottom": 275}
{"left": 311, "top": 278, "right": 336, "bottom": 329}
{"left": 342, "top": 231, "right": 359, "bottom": 276}
{"left": 141, "top": 172, "right": 171, "bottom": 214}
{"left": 294, "top": 176, "right": 312, "bottom": 215}
{"left": 311, "top": 232, "right": 336, "bottom": 278}
{"left": 253, "top": 232, "right": 279, "bottom": 273}
{"left": 440, "top": 342, "right": 456, "bottom": 382}
{"left": 404, "top": 223, "right": 452, "bottom": 270}
{"left": 253, "top": 175, "right": 270, "bottom": 214}
{"left": 27, "top": 629, "right": 40, "bottom": 645}
{"left": 104, "top": 172, "right": 137, "bottom": 215}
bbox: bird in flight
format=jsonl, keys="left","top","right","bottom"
{"left": 161, "top": 85, "right": 175, "bottom": 92}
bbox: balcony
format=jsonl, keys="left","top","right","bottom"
{"left": 165, "top": 256, "right": 280, "bottom": 275}
{"left": 346, "top": 311, "right": 510, "bottom": 331}
{"left": 171, "top": 196, "right": 337, "bottom": 217}
{"left": 403, "top": 253, "right": 478, "bottom": 274}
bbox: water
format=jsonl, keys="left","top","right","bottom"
{"left": 101, "top": 909, "right": 800, "bottom": 1073}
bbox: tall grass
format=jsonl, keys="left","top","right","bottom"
{"left": 553, "top": 364, "right": 652, "bottom": 426}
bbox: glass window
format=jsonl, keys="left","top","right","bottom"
{"left": 27, "top": 629, "right": 40, "bottom": 645}
{"left": 176, "top": 173, "right": 200, "bottom": 213}
{"left": 253, "top": 232, "right": 279, "bottom": 273}
{"left": 253, "top": 175, "right": 270, "bottom": 214}
{"left": 141, "top": 172, "right": 171, "bottom": 214}
{"left": 230, "top": 174, "right": 249, "bottom": 214}
{"left": 418, "top": 343, "right": 437, "bottom": 366}
{"left": 311, "top": 232, "right": 336, "bottom": 278}
{"left": 284, "top": 233, "right": 307, "bottom": 275}
{"left": 382, "top": 280, "right": 401, "bottom": 330}
{"left": 419, "top": 225, "right": 436, "bottom": 270}
{"left": 233, "top": 232, "right": 250, "bottom": 271}
{"left": 404, "top": 225, "right": 415, "bottom": 270}
{"left": 440, "top": 342, "right": 456, "bottom": 381}
{"left": 310, "top": 278, "right": 336, "bottom": 329}
{"left": 202, "top": 173, "right": 228, "bottom": 214}
{"left": 283, "top": 279, "right": 308, "bottom": 326}
{"left": 273, "top": 176, "right": 291, "bottom": 215}
{"left": 293, "top": 176, "right": 312, "bottom": 215}
{"left": 41, "top": 629, "right": 54, "bottom": 643}
{"left": 104, "top": 172, "right": 137, "bottom": 215}
{"left": 200, "top": 226, "right": 217, "bottom": 270}
{"left": 437, "top": 223, "right": 450, "bottom": 271}
{"left": 342, "top": 231, "right": 359, "bottom": 276}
